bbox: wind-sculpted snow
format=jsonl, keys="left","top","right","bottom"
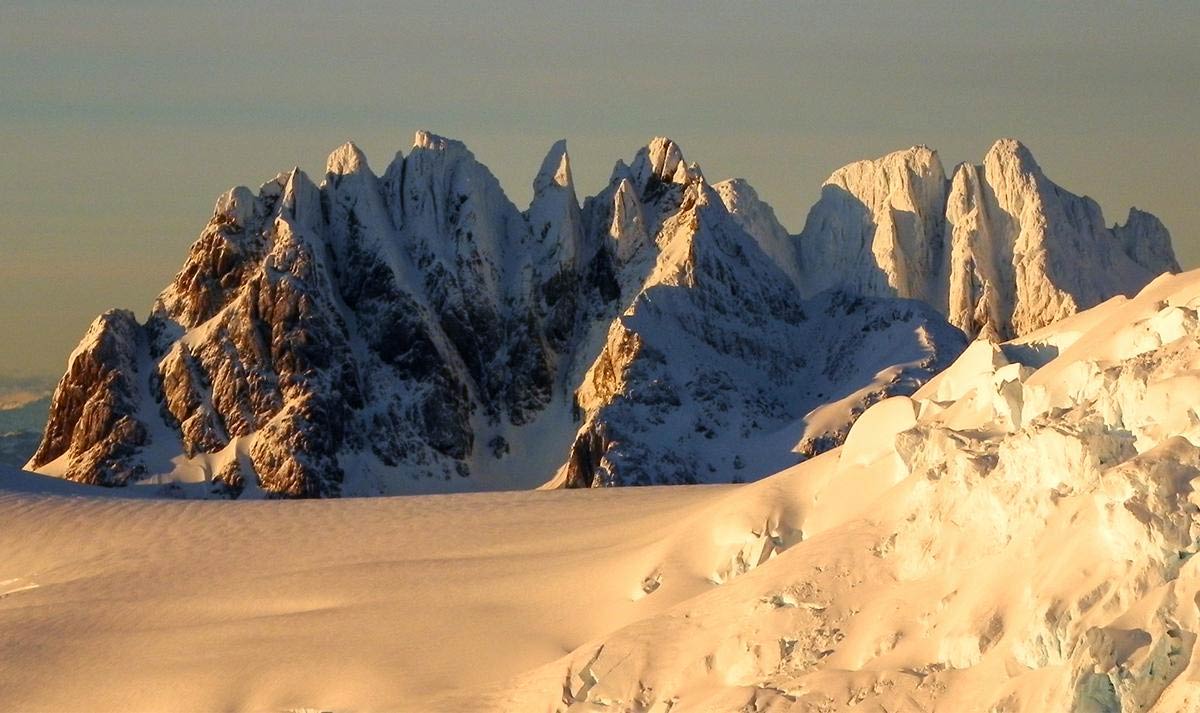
{"left": 32, "top": 133, "right": 966, "bottom": 496}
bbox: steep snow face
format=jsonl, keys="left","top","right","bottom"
{"left": 799, "top": 139, "right": 1179, "bottom": 339}
{"left": 498, "top": 269, "right": 1200, "bottom": 713}
{"left": 33, "top": 134, "right": 963, "bottom": 497}
{"left": 524, "top": 140, "right": 618, "bottom": 358}
{"left": 527, "top": 139, "right": 587, "bottom": 272}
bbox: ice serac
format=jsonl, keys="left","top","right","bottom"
{"left": 799, "top": 139, "right": 1180, "bottom": 339}
{"left": 502, "top": 270, "right": 1200, "bottom": 713}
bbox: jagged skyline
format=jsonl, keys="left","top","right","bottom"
{"left": 2, "top": 3, "right": 1197, "bottom": 377}
{"left": 26, "top": 132, "right": 1172, "bottom": 494}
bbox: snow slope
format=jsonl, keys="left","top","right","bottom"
{"left": 6, "top": 269, "right": 1200, "bottom": 711}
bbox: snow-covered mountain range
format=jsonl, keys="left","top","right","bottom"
{"left": 27, "top": 134, "right": 1177, "bottom": 496}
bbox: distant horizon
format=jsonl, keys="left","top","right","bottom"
{"left": 3, "top": 2, "right": 1196, "bottom": 378}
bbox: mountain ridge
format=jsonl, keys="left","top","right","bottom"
{"left": 28, "top": 134, "right": 1177, "bottom": 497}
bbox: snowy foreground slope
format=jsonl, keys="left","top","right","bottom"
{"left": 6, "top": 270, "right": 1200, "bottom": 711}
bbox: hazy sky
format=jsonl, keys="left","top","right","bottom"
{"left": 1, "top": 1, "right": 1197, "bottom": 379}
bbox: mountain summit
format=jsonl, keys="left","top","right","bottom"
{"left": 764, "top": 139, "right": 1179, "bottom": 340}
{"left": 29, "top": 136, "right": 1175, "bottom": 496}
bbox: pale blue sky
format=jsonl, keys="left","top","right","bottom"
{"left": 2, "top": 1, "right": 1197, "bottom": 378}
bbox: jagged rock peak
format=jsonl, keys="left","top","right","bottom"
{"left": 630, "top": 136, "right": 701, "bottom": 192}
{"left": 819, "top": 144, "right": 947, "bottom": 221}
{"left": 799, "top": 143, "right": 949, "bottom": 305}
{"left": 533, "top": 139, "right": 573, "bottom": 193}
{"left": 609, "top": 159, "right": 633, "bottom": 185}
{"left": 29, "top": 308, "right": 147, "bottom": 484}
{"left": 412, "top": 129, "right": 465, "bottom": 153}
{"left": 324, "top": 141, "right": 370, "bottom": 177}
{"left": 797, "top": 137, "right": 1179, "bottom": 339}
{"left": 260, "top": 171, "right": 291, "bottom": 200}
{"left": 714, "top": 178, "right": 802, "bottom": 288}
{"left": 1115, "top": 206, "right": 1180, "bottom": 275}
{"left": 32, "top": 131, "right": 1176, "bottom": 499}
{"left": 984, "top": 137, "right": 1040, "bottom": 172}
{"left": 278, "top": 168, "right": 321, "bottom": 227}
{"left": 213, "top": 185, "right": 258, "bottom": 227}
{"left": 826, "top": 144, "right": 944, "bottom": 188}
{"left": 942, "top": 137, "right": 1176, "bottom": 339}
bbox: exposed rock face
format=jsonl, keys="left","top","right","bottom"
{"left": 30, "top": 310, "right": 149, "bottom": 486}
{"left": 33, "top": 135, "right": 567, "bottom": 496}
{"left": 31, "top": 134, "right": 1168, "bottom": 497}
{"left": 785, "top": 139, "right": 1180, "bottom": 340}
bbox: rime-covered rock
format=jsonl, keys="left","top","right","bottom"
{"left": 1114, "top": 206, "right": 1181, "bottom": 276}
{"left": 797, "top": 145, "right": 949, "bottom": 305}
{"left": 944, "top": 139, "right": 1164, "bottom": 339}
{"left": 794, "top": 139, "right": 1179, "bottom": 339}
{"left": 714, "top": 178, "right": 802, "bottom": 289}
